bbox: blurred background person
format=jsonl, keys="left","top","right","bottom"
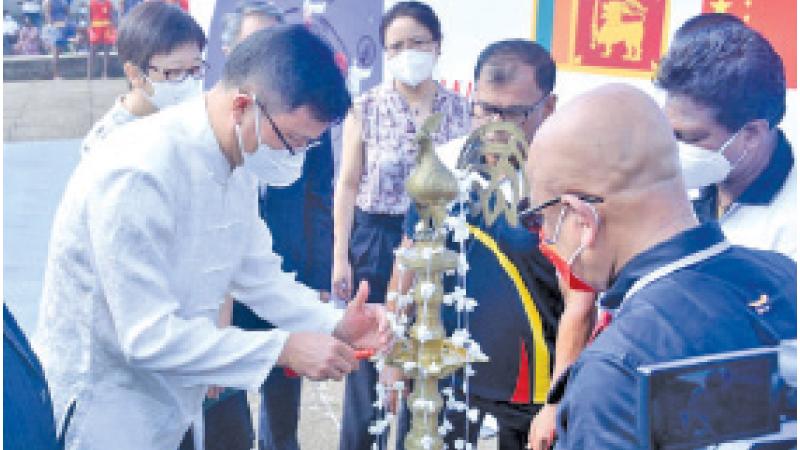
{"left": 333, "top": 2, "right": 471, "bottom": 449}
{"left": 4, "top": 9, "right": 20, "bottom": 55}
{"left": 87, "top": 0, "right": 116, "bottom": 79}
{"left": 43, "top": 0, "right": 71, "bottom": 79}
{"left": 20, "top": 0, "right": 43, "bottom": 26}
{"left": 14, "top": 14, "right": 43, "bottom": 55}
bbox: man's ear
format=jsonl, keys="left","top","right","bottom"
{"left": 231, "top": 92, "right": 252, "bottom": 124}
{"left": 541, "top": 94, "right": 557, "bottom": 121}
{"left": 561, "top": 194, "right": 599, "bottom": 249}
{"left": 740, "top": 118, "right": 770, "bottom": 155}
{"left": 123, "top": 61, "right": 146, "bottom": 90}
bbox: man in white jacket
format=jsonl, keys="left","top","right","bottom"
{"left": 35, "top": 25, "right": 385, "bottom": 450}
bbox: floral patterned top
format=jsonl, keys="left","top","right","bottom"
{"left": 355, "top": 82, "right": 471, "bottom": 215}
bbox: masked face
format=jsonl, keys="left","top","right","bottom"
{"left": 235, "top": 95, "right": 305, "bottom": 187}
{"left": 678, "top": 130, "right": 743, "bottom": 190}
{"left": 538, "top": 206, "right": 596, "bottom": 293}
{"left": 386, "top": 49, "right": 436, "bottom": 87}
{"left": 146, "top": 77, "right": 203, "bottom": 110}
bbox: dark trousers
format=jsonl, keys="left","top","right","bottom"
{"left": 339, "top": 210, "right": 403, "bottom": 450}
{"left": 258, "top": 367, "right": 302, "bottom": 450}
{"left": 458, "top": 396, "right": 540, "bottom": 450}
{"left": 339, "top": 360, "right": 389, "bottom": 450}
{"left": 348, "top": 209, "right": 404, "bottom": 303}
{"left": 177, "top": 389, "right": 254, "bottom": 450}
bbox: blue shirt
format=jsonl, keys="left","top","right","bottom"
{"left": 232, "top": 133, "right": 334, "bottom": 331}
{"left": 48, "top": 0, "right": 70, "bottom": 22}
{"left": 556, "top": 222, "right": 797, "bottom": 449}
{"left": 262, "top": 133, "right": 334, "bottom": 291}
{"left": 4, "top": 304, "right": 60, "bottom": 450}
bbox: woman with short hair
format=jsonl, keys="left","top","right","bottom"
{"left": 80, "top": 1, "right": 206, "bottom": 156}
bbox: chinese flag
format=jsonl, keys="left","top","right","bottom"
{"left": 702, "top": 0, "right": 797, "bottom": 88}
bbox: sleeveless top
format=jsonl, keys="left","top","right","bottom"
{"left": 355, "top": 83, "right": 470, "bottom": 215}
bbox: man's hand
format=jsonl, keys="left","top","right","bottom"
{"left": 379, "top": 366, "right": 406, "bottom": 413}
{"left": 333, "top": 280, "right": 391, "bottom": 352}
{"left": 527, "top": 403, "right": 558, "bottom": 450}
{"left": 277, "top": 332, "right": 358, "bottom": 381}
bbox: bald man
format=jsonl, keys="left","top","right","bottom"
{"left": 524, "top": 84, "right": 796, "bottom": 449}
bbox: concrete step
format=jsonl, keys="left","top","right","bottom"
{"left": 3, "top": 78, "right": 127, "bottom": 141}
{"left": 4, "top": 52, "right": 124, "bottom": 81}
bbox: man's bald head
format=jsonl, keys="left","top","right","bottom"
{"left": 528, "top": 83, "right": 680, "bottom": 200}
{"left": 527, "top": 84, "right": 698, "bottom": 292}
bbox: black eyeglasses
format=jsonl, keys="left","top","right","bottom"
{"left": 470, "top": 94, "right": 550, "bottom": 125}
{"left": 251, "top": 96, "right": 323, "bottom": 156}
{"left": 519, "top": 193, "right": 604, "bottom": 234}
{"left": 147, "top": 61, "right": 209, "bottom": 82}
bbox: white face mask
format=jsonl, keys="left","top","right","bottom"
{"left": 235, "top": 95, "right": 305, "bottom": 187}
{"left": 386, "top": 49, "right": 436, "bottom": 87}
{"left": 146, "top": 77, "right": 203, "bottom": 110}
{"left": 678, "top": 130, "right": 744, "bottom": 190}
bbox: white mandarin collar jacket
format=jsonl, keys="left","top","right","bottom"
{"left": 35, "top": 96, "right": 342, "bottom": 450}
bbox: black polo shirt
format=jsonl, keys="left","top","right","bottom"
{"left": 405, "top": 205, "right": 562, "bottom": 404}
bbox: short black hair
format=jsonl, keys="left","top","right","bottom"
{"left": 474, "top": 39, "right": 556, "bottom": 95}
{"left": 673, "top": 12, "right": 744, "bottom": 38}
{"left": 222, "top": 24, "right": 351, "bottom": 124}
{"left": 117, "top": 2, "right": 206, "bottom": 71}
{"left": 221, "top": 1, "right": 284, "bottom": 50}
{"left": 655, "top": 13, "right": 786, "bottom": 131}
{"left": 379, "top": 1, "right": 442, "bottom": 47}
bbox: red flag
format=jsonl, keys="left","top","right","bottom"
{"left": 702, "top": 0, "right": 796, "bottom": 89}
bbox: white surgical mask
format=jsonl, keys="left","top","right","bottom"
{"left": 386, "top": 49, "right": 436, "bottom": 87}
{"left": 146, "top": 77, "right": 203, "bottom": 110}
{"left": 235, "top": 95, "right": 305, "bottom": 187}
{"left": 678, "top": 130, "right": 744, "bottom": 189}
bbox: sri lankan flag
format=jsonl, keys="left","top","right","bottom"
{"left": 533, "top": 0, "right": 670, "bottom": 77}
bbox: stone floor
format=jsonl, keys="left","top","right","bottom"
{"left": 254, "top": 381, "right": 496, "bottom": 450}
